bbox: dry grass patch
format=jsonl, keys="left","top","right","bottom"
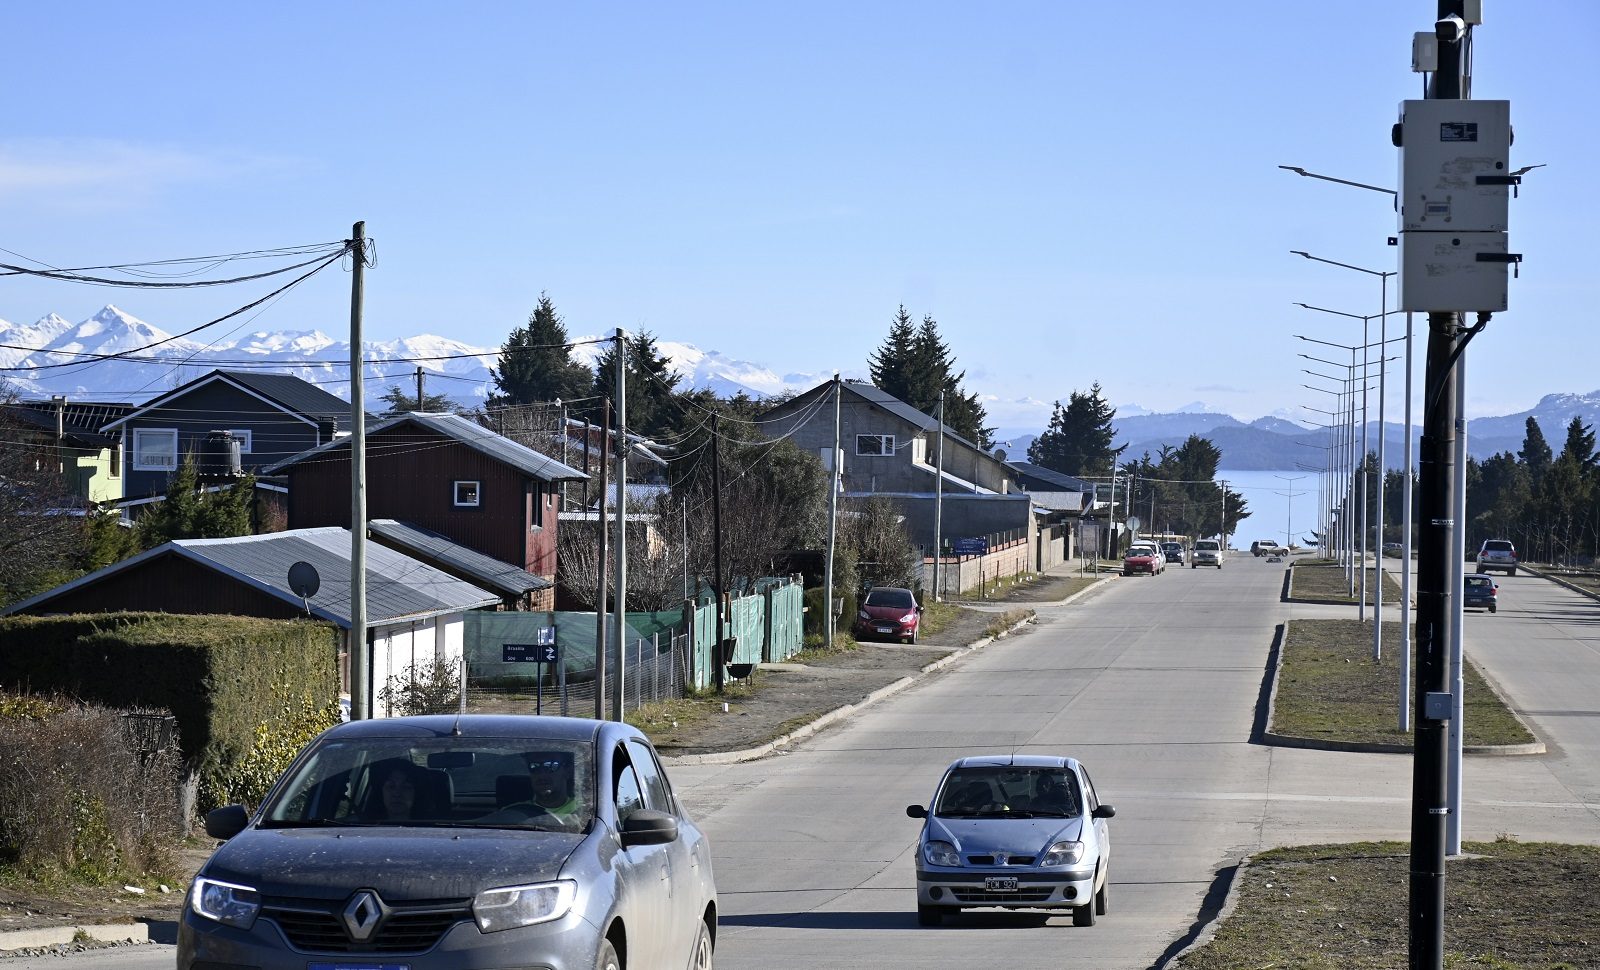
{"left": 1273, "top": 619, "right": 1533, "bottom": 748}
{"left": 983, "top": 609, "right": 1034, "bottom": 640}
{"left": 1291, "top": 560, "right": 1406, "bottom": 604}
{"left": 1177, "top": 840, "right": 1600, "bottom": 969}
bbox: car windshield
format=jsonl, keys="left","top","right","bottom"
{"left": 865, "top": 588, "right": 916, "bottom": 609}
{"left": 1196, "top": 542, "right": 1218, "bottom": 550}
{"left": 1128, "top": 547, "right": 1154, "bottom": 556}
{"left": 933, "top": 766, "right": 1082, "bottom": 818}
{"left": 259, "top": 737, "right": 596, "bottom": 833}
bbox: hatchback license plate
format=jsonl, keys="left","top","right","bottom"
{"left": 877, "top": 626, "right": 895, "bottom": 634}
{"left": 309, "top": 963, "right": 410, "bottom": 970}
{"left": 984, "top": 877, "right": 1018, "bottom": 892}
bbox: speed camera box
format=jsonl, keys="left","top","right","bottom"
{"left": 1399, "top": 231, "right": 1509, "bottom": 313}
{"left": 1397, "top": 99, "right": 1511, "bottom": 233}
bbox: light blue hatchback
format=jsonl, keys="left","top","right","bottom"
{"left": 907, "top": 755, "right": 1114, "bottom": 927}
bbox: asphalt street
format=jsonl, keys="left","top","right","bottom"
{"left": 13, "top": 555, "right": 1598, "bottom": 970}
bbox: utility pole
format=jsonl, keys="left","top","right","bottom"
{"left": 1219, "top": 479, "right": 1227, "bottom": 548}
{"left": 558, "top": 402, "right": 568, "bottom": 512}
{"left": 593, "top": 400, "right": 609, "bottom": 720}
{"left": 347, "top": 221, "right": 370, "bottom": 721}
{"left": 712, "top": 412, "right": 726, "bottom": 693}
{"left": 611, "top": 329, "right": 627, "bottom": 722}
{"left": 933, "top": 391, "right": 945, "bottom": 602}
{"left": 824, "top": 375, "right": 841, "bottom": 646}
{"left": 415, "top": 366, "right": 424, "bottom": 411}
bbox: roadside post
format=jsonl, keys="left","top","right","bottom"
{"left": 504, "top": 626, "right": 559, "bottom": 715}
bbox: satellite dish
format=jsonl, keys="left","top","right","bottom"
{"left": 288, "top": 561, "right": 321, "bottom": 614}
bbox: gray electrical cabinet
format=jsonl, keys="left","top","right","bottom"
{"left": 1396, "top": 99, "right": 1515, "bottom": 312}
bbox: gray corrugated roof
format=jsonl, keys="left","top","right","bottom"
{"left": 222, "top": 371, "right": 353, "bottom": 424}
{"left": 7, "top": 401, "right": 135, "bottom": 447}
{"left": 1007, "top": 461, "right": 1092, "bottom": 493}
{"left": 264, "top": 412, "right": 589, "bottom": 482}
{"left": 1, "top": 527, "right": 498, "bottom": 627}
{"left": 368, "top": 519, "right": 551, "bottom": 598}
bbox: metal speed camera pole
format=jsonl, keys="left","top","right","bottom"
{"left": 594, "top": 400, "right": 608, "bottom": 720}
{"left": 611, "top": 329, "right": 627, "bottom": 722}
{"left": 933, "top": 391, "right": 944, "bottom": 601}
{"left": 824, "top": 375, "right": 841, "bottom": 645}
{"left": 348, "top": 222, "right": 369, "bottom": 720}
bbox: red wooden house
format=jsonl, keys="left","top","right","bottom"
{"left": 265, "top": 413, "right": 587, "bottom": 608}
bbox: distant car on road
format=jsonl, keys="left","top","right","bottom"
{"left": 1464, "top": 574, "right": 1499, "bottom": 613}
{"left": 1251, "top": 540, "right": 1284, "bottom": 558}
{"left": 1476, "top": 539, "right": 1518, "bottom": 576}
{"left": 907, "top": 755, "right": 1115, "bottom": 927}
{"left": 1160, "top": 542, "right": 1185, "bottom": 565}
{"left": 1123, "top": 544, "right": 1164, "bottom": 576}
{"left": 179, "top": 715, "right": 718, "bottom": 970}
{"left": 854, "top": 586, "right": 923, "bottom": 644}
{"left": 1191, "top": 539, "right": 1223, "bottom": 569}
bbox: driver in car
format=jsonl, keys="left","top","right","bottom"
{"left": 479, "top": 754, "right": 583, "bottom": 829}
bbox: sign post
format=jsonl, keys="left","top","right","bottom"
{"left": 503, "top": 627, "right": 559, "bottom": 715}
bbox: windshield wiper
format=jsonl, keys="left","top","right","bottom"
{"left": 257, "top": 818, "right": 365, "bottom": 829}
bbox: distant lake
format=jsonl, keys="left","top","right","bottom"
{"left": 1217, "top": 468, "right": 1322, "bottom": 548}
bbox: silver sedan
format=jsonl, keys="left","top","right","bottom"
{"left": 179, "top": 715, "right": 716, "bottom": 970}
{"left": 907, "top": 755, "right": 1114, "bottom": 926}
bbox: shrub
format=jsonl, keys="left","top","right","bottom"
{"left": 377, "top": 658, "right": 463, "bottom": 716}
{"left": 0, "top": 695, "right": 182, "bottom": 883}
{"left": 803, "top": 586, "right": 858, "bottom": 638}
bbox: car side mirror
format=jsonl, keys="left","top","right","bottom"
{"left": 905, "top": 804, "right": 927, "bottom": 819}
{"left": 620, "top": 809, "right": 679, "bottom": 847}
{"left": 204, "top": 804, "right": 250, "bottom": 840}
{"left": 1092, "top": 804, "right": 1116, "bottom": 820}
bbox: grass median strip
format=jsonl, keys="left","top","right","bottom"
{"left": 1290, "top": 559, "right": 1404, "bottom": 604}
{"left": 1274, "top": 619, "right": 1534, "bottom": 748}
{"left": 1176, "top": 839, "right": 1600, "bottom": 969}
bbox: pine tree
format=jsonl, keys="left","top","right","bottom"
{"left": 1519, "top": 416, "right": 1553, "bottom": 485}
{"left": 1027, "top": 383, "right": 1123, "bottom": 477}
{"left": 868, "top": 307, "right": 917, "bottom": 402}
{"left": 868, "top": 308, "right": 992, "bottom": 447}
{"left": 491, "top": 293, "right": 594, "bottom": 406}
{"left": 591, "top": 331, "right": 683, "bottom": 440}
{"left": 379, "top": 385, "right": 457, "bottom": 415}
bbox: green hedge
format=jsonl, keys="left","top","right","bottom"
{"left": 0, "top": 613, "right": 340, "bottom": 811}
{"left": 802, "top": 586, "right": 858, "bottom": 639}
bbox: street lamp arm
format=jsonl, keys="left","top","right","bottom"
{"left": 1291, "top": 250, "right": 1396, "bottom": 278}
{"left": 1278, "top": 165, "right": 1397, "bottom": 196}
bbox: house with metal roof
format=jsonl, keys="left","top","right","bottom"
{"left": 4, "top": 399, "right": 135, "bottom": 503}
{"left": 2, "top": 526, "right": 500, "bottom": 717}
{"left": 368, "top": 518, "right": 552, "bottom": 611}
{"left": 265, "top": 412, "right": 588, "bottom": 610}
{"left": 1007, "top": 461, "right": 1092, "bottom": 514}
{"left": 99, "top": 369, "right": 357, "bottom": 500}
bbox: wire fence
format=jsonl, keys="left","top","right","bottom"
{"left": 466, "top": 629, "right": 690, "bottom": 720}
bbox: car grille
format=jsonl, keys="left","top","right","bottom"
{"left": 950, "top": 888, "right": 1055, "bottom": 903}
{"left": 965, "top": 855, "right": 1035, "bottom": 866}
{"left": 262, "top": 897, "right": 472, "bottom": 954}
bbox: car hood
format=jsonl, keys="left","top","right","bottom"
{"left": 924, "top": 815, "right": 1084, "bottom": 855}
{"left": 201, "top": 826, "right": 586, "bottom": 899}
{"left": 862, "top": 605, "right": 915, "bottom": 619}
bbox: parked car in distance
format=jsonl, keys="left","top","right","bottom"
{"left": 1123, "top": 543, "right": 1164, "bottom": 576}
{"left": 180, "top": 715, "right": 717, "bottom": 970}
{"left": 1250, "top": 539, "right": 1284, "bottom": 557}
{"left": 1463, "top": 574, "right": 1499, "bottom": 613}
{"left": 1192, "top": 539, "right": 1223, "bottom": 569}
{"left": 1476, "top": 539, "right": 1518, "bottom": 576}
{"left": 854, "top": 586, "right": 923, "bottom": 644}
{"left": 1160, "top": 542, "right": 1185, "bottom": 565}
{"left": 907, "top": 755, "right": 1114, "bottom": 927}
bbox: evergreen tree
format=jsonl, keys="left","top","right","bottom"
{"left": 591, "top": 331, "right": 683, "bottom": 440}
{"left": 1558, "top": 416, "right": 1598, "bottom": 472}
{"left": 135, "top": 459, "right": 256, "bottom": 547}
{"left": 1027, "top": 383, "right": 1124, "bottom": 477}
{"left": 868, "top": 306, "right": 917, "bottom": 402}
{"left": 378, "top": 384, "right": 457, "bottom": 415}
{"left": 867, "top": 308, "right": 992, "bottom": 447}
{"left": 491, "top": 293, "right": 594, "bottom": 406}
{"left": 1519, "top": 416, "right": 1553, "bottom": 485}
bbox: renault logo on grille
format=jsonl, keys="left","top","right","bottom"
{"left": 341, "top": 890, "right": 388, "bottom": 941}
{"left": 995, "top": 852, "right": 1009, "bottom": 866}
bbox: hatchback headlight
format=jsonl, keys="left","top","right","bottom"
{"left": 900, "top": 612, "right": 917, "bottom": 624}
{"left": 473, "top": 880, "right": 577, "bottom": 933}
{"left": 189, "top": 876, "right": 260, "bottom": 930}
{"left": 1040, "top": 841, "right": 1084, "bottom": 867}
{"left": 858, "top": 610, "right": 871, "bottom": 620}
{"left": 923, "top": 840, "right": 961, "bottom": 867}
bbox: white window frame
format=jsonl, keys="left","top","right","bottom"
{"left": 227, "top": 429, "right": 253, "bottom": 454}
{"left": 453, "top": 480, "right": 481, "bottom": 507}
{"left": 131, "top": 428, "right": 179, "bottom": 471}
{"left": 855, "top": 433, "right": 895, "bottom": 457}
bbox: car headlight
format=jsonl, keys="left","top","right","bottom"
{"left": 189, "top": 876, "right": 260, "bottom": 930}
{"left": 900, "top": 612, "right": 917, "bottom": 624}
{"left": 923, "top": 840, "right": 961, "bottom": 867}
{"left": 1040, "top": 841, "right": 1084, "bottom": 867}
{"left": 858, "top": 610, "right": 871, "bottom": 620}
{"left": 473, "top": 880, "right": 577, "bottom": 933}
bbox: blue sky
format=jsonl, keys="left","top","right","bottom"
{"left": 3, "top": 2, "right": 1593, "bottom": 433}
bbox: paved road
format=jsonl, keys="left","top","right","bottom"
{"left": 17, "top": 557, "right": 1598, "bottom": 970}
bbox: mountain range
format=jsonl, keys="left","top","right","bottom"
{"left": 5, "top": 306, "right": 1598, "bottom": 470}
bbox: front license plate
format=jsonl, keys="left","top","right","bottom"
{"left": 877, "top": 626, "right": 895, "bottom": 634}
{"left": 309, "top": 963, "right": 410, "bottom": 970}
{"left": 984, "top": 877, "right": 1018, "bottom": 892}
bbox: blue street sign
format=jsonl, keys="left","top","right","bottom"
{"left": 952, "top": 537, "right": 988, "bottom": 555}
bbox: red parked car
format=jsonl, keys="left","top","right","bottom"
{"left": 853, "top": 586, "right": 923, "bottom": 644}
{"left": 1123, "top": 543, "right": 1164, "bottom": 576}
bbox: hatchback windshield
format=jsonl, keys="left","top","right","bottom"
{"left": 261, "top": 737, "right": 596, "bottom": 833}
{"left": 934, "top": 766, "right": 1082, "bottom": 818}
{"left": 865, "top": 588, "right": 916, "bottom": 609}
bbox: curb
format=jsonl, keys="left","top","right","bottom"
{"left": 661, "top": 603, "right": 1058, "bottom": 768}
{"left": 1519, "top": 564, "right": 1600, "bottom": 604}
{"left": 1260, "top": 622, "right": 1546, "bottom": 756}
{"left": 0, "top": 922, "right": 149, "bottom": 952}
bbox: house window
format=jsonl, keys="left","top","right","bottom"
{"left": 132, "top": 429, "right": 178, "bottom": 471}
{"left": 227, "top": 430, "right": 253, "bottom": 454}
{"left": 856, "top": 434, "right": 895, "bottom": 456}
{"left": 453, "top": 480, "right": 481, "bottom": 507}
{"left": 109, "top": 444, "right": 121, "bottom": 478}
